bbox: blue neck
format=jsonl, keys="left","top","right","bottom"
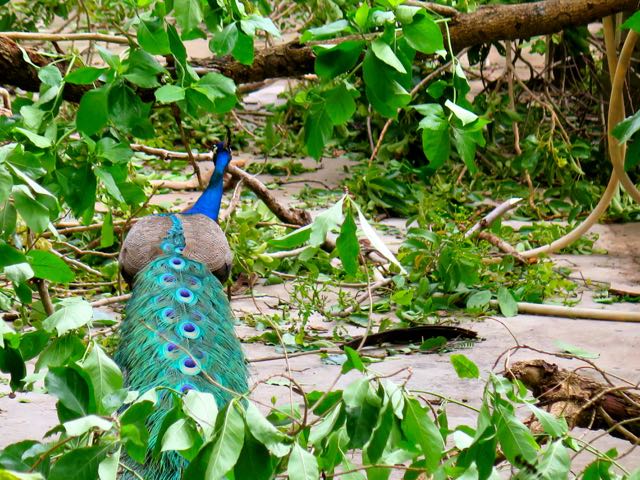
{"left": 185, "top": 150, "right": 231, "bottom": 221}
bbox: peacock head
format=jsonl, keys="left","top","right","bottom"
{"left": 211, "top": 127, "right": 232, "bottom": 179}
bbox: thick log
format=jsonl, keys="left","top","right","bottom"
{"left": 507, "top": 360, "right": 640, "bottom": 442}
{"left": 0, "top": 0, "right": 638, "bottom": 100}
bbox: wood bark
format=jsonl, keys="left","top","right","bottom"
{"left": 507, "top": 360, "right": 640, "bottom": 442}
{"left": 0, "top": 0, "right": 638, "bottom": 100}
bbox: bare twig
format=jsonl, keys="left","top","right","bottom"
{"left": 0, "top": 32, "right": 129, "bottom": 44}
{"left": 35, "top": 279, "right": 54, "bottom": 316}
{"left": 464, "top": 197, "right": 523, "bottom": 238}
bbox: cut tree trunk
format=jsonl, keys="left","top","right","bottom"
{"left": 507, "top": 360, "right": 640, "bottom": 442}
{"left": 0, "top": 0, "right": 637, "bottom": 101}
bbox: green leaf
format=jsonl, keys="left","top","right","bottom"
{"left": 155, "top": 85, "right": 186, "bottom": 103}
{"left": 107, "top": 84, "right": 153, "bottom": 138}
{"left": 537, "top": 440, "right": 570, "bottom": 479}
{"left": 622, "top": 11, "right": 640, "bottom": 32}
{"left": 65, "top": 67, "right": 106, "bottom": 85}
{"left": 336, "top": 207, "right": 359, "bottom": 276}
{"left": 466, "top": 290, "right": 492, "bottom": 310}
{"left": 371, "top": 39, "right": 406, "bottom": 73}
{"left": 445, "top": 100, "right": 478, "bottom": 126}
{"left": 27, "top": 250, "right": 75, "bottom": 283}
{"left": 365, "top": 404, "right": 394, "bottom": 463}
{"left": 245, "top": 402, "right": 290, "bottom": 457}
{"left": 13, "top": 128, "right": 51, "bottom": 148}
{"left": 527, "top": 404, "right": 568, "bottom": 438}
{"left": 0, "top": 320, "right": 15, "bottom": 348}
{"left": 0, "top": 202, "right": 17, "bottom": 240}
{"left": 42, "top": 298, "right": 93, "bottom": 336}
{"left": 48, "top": 446, "right": 109, "bottom": 480}
{"left": 210, "top": 23, "right": 239, "bottom": 56}
{"left": 101, "top": 210, "right": 114, "bottom": 248}
{"left": 0, "top": 166, "right": 12, "bottom": 205}
{"left": 450, "top": 354, "right": 479, "bottom": 379}
{"left": 13, "top": 187, "right": 49, "bottom": 233}
{"left": 79, "top": 343, "right": 123, "bottom": 414}
{"left": 309, "top": 404, "right": 342, "bottom": 447}
{"left": 95, "top": 167, "right": 125, "bottom": 203}
{"left": 497, "top": 287, "right": 518, "bottom": 317}
{"left": 232, "top": 29, "right": 254, "bottom": 65}
{"left": 287, "top": 443, "right": 319, "bottom": 480}
{"left": 161, "top": 418, "right": 197, "bottom": 452}
{"left": 183, "top": 390, "right": 218, "bottom": 440}
{"left": 324, "top": 84, "right": 357, "bottom": 126}
{"left": 137, "top": 18, "right": 170, "bottom": 55}
{"left": 77, "top": 87, "right": 109, "bottom": 136}
{"left": 452, "top": 127, "right": 478, "bottom": 173}
{"left": 45, "top": 367, "right": 90, "bottom": 419}
{"left": 4, "top": 263, "right": 33, "bottom": 284}
{"left": 304, "top": 105, "right": 333, "bottom": 160}
{"left": 123, "top": 49, "right": 165, "bottom": 88}
{"left": 415, "top": 104, "right": 450, "bottom": 168}
{"left": 269, "top": 225, "right": 311, "bottom": 249}
{"left": 36, "top": 334, "right": 85, "bottom": 371}
{"left": 613, "top": 109, "right": 640, "bottom": 143}
{"left": 64, "top": 415, "right": 113, "bottom": 436}
{"left": 98, "top": 448, "right": 120, "bottom": 480}
{"left": 402, "top": 12, "right": 444, "bottom": 54}
{"left": 174, "top": 0, "right": 203, "bottom": 34}
{"left": 301, "top": 20, "right": 350, "bottom": 42}
{"left": 554, "top": 341, "right": 599, "bottom": 359}
{"left": 38, "top": 65, "right": 63, "bottom": 86}
{"left": 310, "top": 198, "right": 344, "bottom": 246}
{"left": 354, "top": 203, "right": 406, "bottom": 273}
{"left": 241, "top": 14, "right": 280, "bottom": 37}
{"left": 363, "top": 48, "right": 411, "bottom": 118}
{"left": 402, "top": 397, "right": 443, "bottom": 472}
{"left": 341, "top": 346, "right": 365, "bottom": 374}
{"left": 0, "top": 243, "right": 26, "bottom": 268}
{"left": 314, "top": 41, "right": 364, "bottom": 80}
{"left": 495, "top": 404, "right": 539, "bottom": 464}
{"left": 184, "top": 401, "right": 245, "bottom": 479}
{"left": 0, "top": 346, "right": 26, "bottom": 390}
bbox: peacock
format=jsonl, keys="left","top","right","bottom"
{"left": 115, "top": 139, "right": 248, "bottom": 479}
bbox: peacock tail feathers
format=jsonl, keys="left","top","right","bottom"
{"left": 115, "top": 214, "right": 248, "bottom": 479}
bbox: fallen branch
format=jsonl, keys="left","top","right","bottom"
{"left": 227, "top": 165, "right": 311, "bottom": 226}
{"left": 465, "top": 198, "right": 523, "bottom": 238}
{"left": 130, "top": 143, "right": 310, "bottom": 225}
{"left": 477, "top": 231, "right": 529, "bottom": 265}
{"left": 1, "top": 31, "right": 129, "bottom": 44}
{"left": 506, "top": 360, "right": 640, "bottom": 443}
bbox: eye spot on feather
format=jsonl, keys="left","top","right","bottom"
{"left": 159, "top": 307, "right": 177, "bottom": 323}
{"left": 168, "top": 257, "right": 185, "bottom": 270}
{"left": 158, "top": 273, "right": 176, "bottom": 286}
{"left": 174, "top": 246, "right": 184, "bottom": 254}
{"left": 162, "top": 342, "right": 181, "bottom": 359}
{"left": 186, "top": 276, "right": 202, "bottom": 289}
{"left": 178, "top": 321, "right": 200, "bottom": 339}
{"left": 161, "top": 241, "right": 175, "bottom": 253}
{"left": 179, "top": 356, "right": 201, "bottom": 375}
{"left": 191, "top": 310, "right": 204, "bottom": 322}
{"left": 175, "top": 287, "right": 196, "bottom": 304}
{"left": 179, "top": 383, "right": 196, "bottom": 394}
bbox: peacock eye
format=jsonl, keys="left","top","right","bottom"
{"left": 179, "top": 383, "right": 196, "bottom": 394}
{"left": 178, "top": 321, "right": 200, "bottom": 339}
{"left": 179, "top": 356, "right": 201, "bottom": 375}
{"left": 175, "top": 287, "right": 195, "bottom": 304}
{"left": 168, "top": 257, "right": 185, "bottom": 270}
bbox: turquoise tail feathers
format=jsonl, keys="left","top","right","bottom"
{"left": 115, "top": 215, "right": 248, "bottom": 479}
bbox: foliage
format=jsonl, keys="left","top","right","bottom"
{"left": 0, "top": 0, "right": 639, "bottom": 478}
